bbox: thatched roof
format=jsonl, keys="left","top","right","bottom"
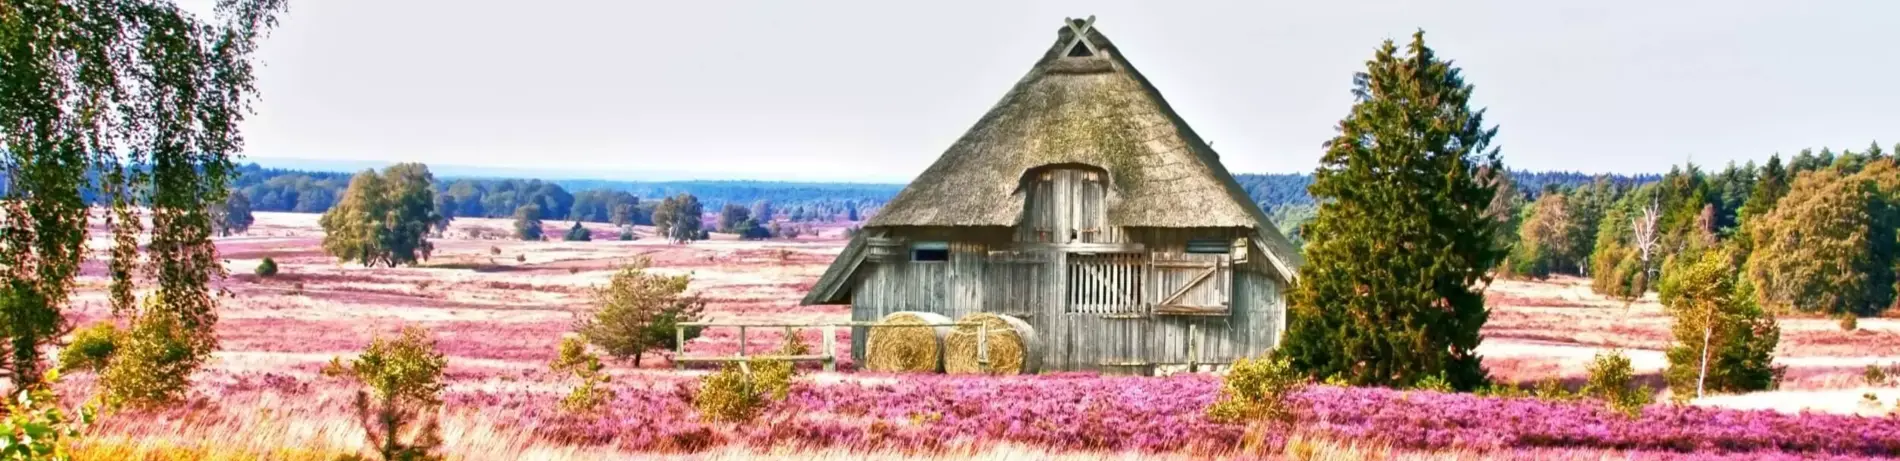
{"left": 803, "top": 18, "right": 1302, "bottom": 305}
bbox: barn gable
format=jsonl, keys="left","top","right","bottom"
{"left": 804, "top": 18, "right": 1300, "bottom": 306}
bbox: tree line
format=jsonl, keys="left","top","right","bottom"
{"left": 230, "top": 164, "right": 887, "bottom": 224}
{"left": 1270, "top": 30, "right": 1896, "bottom": 403}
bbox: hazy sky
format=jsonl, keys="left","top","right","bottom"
{"left": 186, "top": 0, "right": 1899, "bottom": 182}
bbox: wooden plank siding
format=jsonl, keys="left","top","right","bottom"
{"left": 844, "top": 189, "right": 1285, "bottom": 373}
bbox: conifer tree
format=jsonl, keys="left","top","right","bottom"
{"left": 1276, "top": 31, "right": 1506, "bottom": 390}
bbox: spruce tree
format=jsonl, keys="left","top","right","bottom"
{"left": 1276, "top": 31, "right": 1506, "bottom": 390}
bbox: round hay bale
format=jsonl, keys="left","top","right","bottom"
{"left": 944, "top": 313, "right": 1041, "bottom": 375}
{"left": 863, "top": 311, "right": 953, "bottom": 373}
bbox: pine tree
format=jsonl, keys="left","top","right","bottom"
{"left": 1275, "top": 31, "right": 1506, "bottom": 390}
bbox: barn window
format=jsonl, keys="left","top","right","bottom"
{"left": 1185, "top": 239, "right": 1229, "bottom": 254}
{"left": 911, "top": 241, "right": 949, "bottom": 262}
{"left": 1065, "top": 253, "right": 1146, "bottom": 314}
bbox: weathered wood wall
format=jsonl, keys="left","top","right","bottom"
{"left": 847, "top": 225, "right": 1285, "bottom": 373}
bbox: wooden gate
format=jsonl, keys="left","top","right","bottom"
{"left": 1151, "top": 252, "right": 1231, "bottom": 316}
{"left": 1064, "top": 253, "right": 1147, "bottom": 314}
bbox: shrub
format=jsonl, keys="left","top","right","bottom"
{"left": 1475, "top": 382, "right": 1533, "bottom": 399}
{"left": 255, "top": 257, "right": 279, "bottom": 277}
{"left": 1412, "top": 373, "right": 1455, "bottom": 393}
{"left": 0, "top": 370, "right": 94, "bottom": 460}
{"left": 101, "top": 300, "right": 200, "bottom": 409}
{"left": 1533, "top": 379, "right": 1579, "bottom": 401}
{"left": 337, "top": 325, "right": 447, "bottom": 461}
{"left": 489, "top": 246, "right": 501, "bottom": 255}
{"left": 1583, "top": 349, "right": 1652, "bottom": 417}
{"left": 618, "top": 229, "right": 636, "bottom": 241}
{"left": 693, "top": 339, "right": 799, "bottom": 422}
{"left": 550, "top": 337, "right": 614, "bottom": 413}
{"left": 1841, "top": 312, "right": 1860, "bottom": 331}
{"left": 575, "top": 258, "right": 705, "bottom": 367}
{"left": 563, "top": 222, "right": 592, "bottom": 242}
{"left": 60, "top": 322, "right": 121, "bottom": 373}
{"left": 515, "top": 254, "right": 526, "bottom": 263}
{"left": 1207, "top": 355, "right": 1305, "bottom": 424}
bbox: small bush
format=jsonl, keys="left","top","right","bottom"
{"left": 1412, "top": 373, "right": 1455, "bottom": 393}
{"left": 489, "top": 246, "right": 501, "bottom": 255}
{"left": 516, "top": 254, "right": 526, "bottom": 263}
{"left": 101, "top": 303, "right": 200, "bottom": 409}
{"left": 1584, "top": 349, "right": 1652, "bottom": 417}
{"left": 563, "top": 222, "right": 592, "bottom": 242}
{"left": 693, "top": 338, "right": 800, "bottom": 422}
{"left": 60, "top": 322, "right": 121, "bottom": 373}
{"left": 255, "top": 257, "right": 279, "bottom": 277}
{"left": 1475, "top": 382, "right": 1533, "bottom": 399}
{"left": 1866, "top": 364, "right": 1890, "bottom": 387}
{"left": 618, "top": 229, "right": 636, "bottom": 241}
{"left": 1841, "top": 313, "right": 1860, "bottom": 332}
{"left": 1533, "top": 379, "right": 1579, "bottom": 401}
{"left": 338, "top": 326, "right": 447, "bottom": 461}
{"left": 1207, "top": 355, "right": 1304, "bottom": 424}
{"left": 550, "top": 337, "right": 614, "bottom": 413}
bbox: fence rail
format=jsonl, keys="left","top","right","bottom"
{"left": 673, "top": 321, "right": 992, "bottom": 373}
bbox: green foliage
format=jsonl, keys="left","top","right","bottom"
{"left": 652, "top": 193, "right": 706, "bottom": 243}
{"left": 618, "top": 228, "right": 637, "bottom": 241}
{"left": 1745, "top": 165, "right": 1897, "bottom": 314}
{"left": 255, "top": 257, "right": 280, "bottom": 277}
{"left": 215, "top": 191, "right": 257, "bottom": 236}
{"left": 1411, "top": 373, "right": 1455, "bottom": 393}
{"left": 575, "top": 258, "right": 705, "bottom": 367}
{"left": 1268, "top": 204, "right": 1317, "bottom": 248}
{"left": 1841, "top": 313, "right": 1860, "bottom": 332}
{"left": 1583, "top": 349, "right": 1651, "bottom": 417}
{"left": 336, "top": 326, "right": 447, "bottom": 461}
{"left": 1, "top": 0, "right": 282, "bottom": 389}
{"left": 550, "top": 337, "right": 614, "bottom": 413}
{"left": 1207, "top": 355, "right": 1305, "bottom": 424}
{"left": 1505, "top": 193, "right": 1578, "bottom": 279}
{"left": 320, "top": 164, "right": 443, "bottom": 267}
{"left": 514, "top": 204, "right": 544, "bottom": 241}
{"left": 1275, "top": 31, "right": 1505, "bottom": 391}
{"left": 0, "top": 371, "right": 94, "bottom": 461}
{"left": 58, "top": 322, "right": 120, "bottom": 373}
{"left": 1661, "top": 250, "right": 1782, "bottom": 396}
{"left": 101, "top": 297, "right": 201, "bottom": 409}
{"left": 1473, "top": 382, "right": 1534, "bottom": 399}
{"left": 693, "top": 335, "right": 802, "bottom": 423}
{"left": 563, "top": 222, "right": 592, "bottom": 242}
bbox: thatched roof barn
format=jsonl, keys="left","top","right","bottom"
{"left": 804, "top": 17, "right": 1302, "bottom": 374}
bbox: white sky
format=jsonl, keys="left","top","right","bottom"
{"left": 190, "top": 0, "right": 1900, "bottom": 182}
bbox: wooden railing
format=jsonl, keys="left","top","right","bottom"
{"left": 672, "top": 321, "right": 992, "bottom": 373}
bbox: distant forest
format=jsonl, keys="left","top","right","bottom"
{"left": 226, "top": 163, "right": 1658, "bottom": 227}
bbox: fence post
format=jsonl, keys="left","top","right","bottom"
{"left": 1188, "top": 322, "right": 1199, "bottom": 373}
{"left": 738, "top": 325, "right": 748, "bottom": 358}
{"left": 977, "top": 322, "right": 990, "bottom": 373}
{"left": 823, "top": 323, "right": 837, "bottom": 372}
{"left": 674, "top": 325, "right": 686, "bottom": 370}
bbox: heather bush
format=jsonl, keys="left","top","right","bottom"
{"left": 100, "top": 298, "right": 200, "bottom": 409}
{"left": 0, "top": 371, "right": 94, "bottom": 460}
{"left": 1841, "top": 312, "right": 1860, "bottom": 331}
{"left": 576, "top": 257, "right": 704, "bottom": 367}
{"left": 59, "top": 322, "right": 120, "bottom": 373}
{"left": 335, "top": 325, "right": 447, "bottom": 461}
{"left": 550, "top": 337, "right": 614, "bottom": 413}
{"left": 1865, "top": 364, "right": 1890, "bottom": 387}
{"left": 1583, "top": 349, "right": 1651, "bottom": 417}
{"left": 1207, "top": 355, "right": 1304, "bottom": 424}
{"left": 255, "top": 257, "right": 279, "bottom": 277}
